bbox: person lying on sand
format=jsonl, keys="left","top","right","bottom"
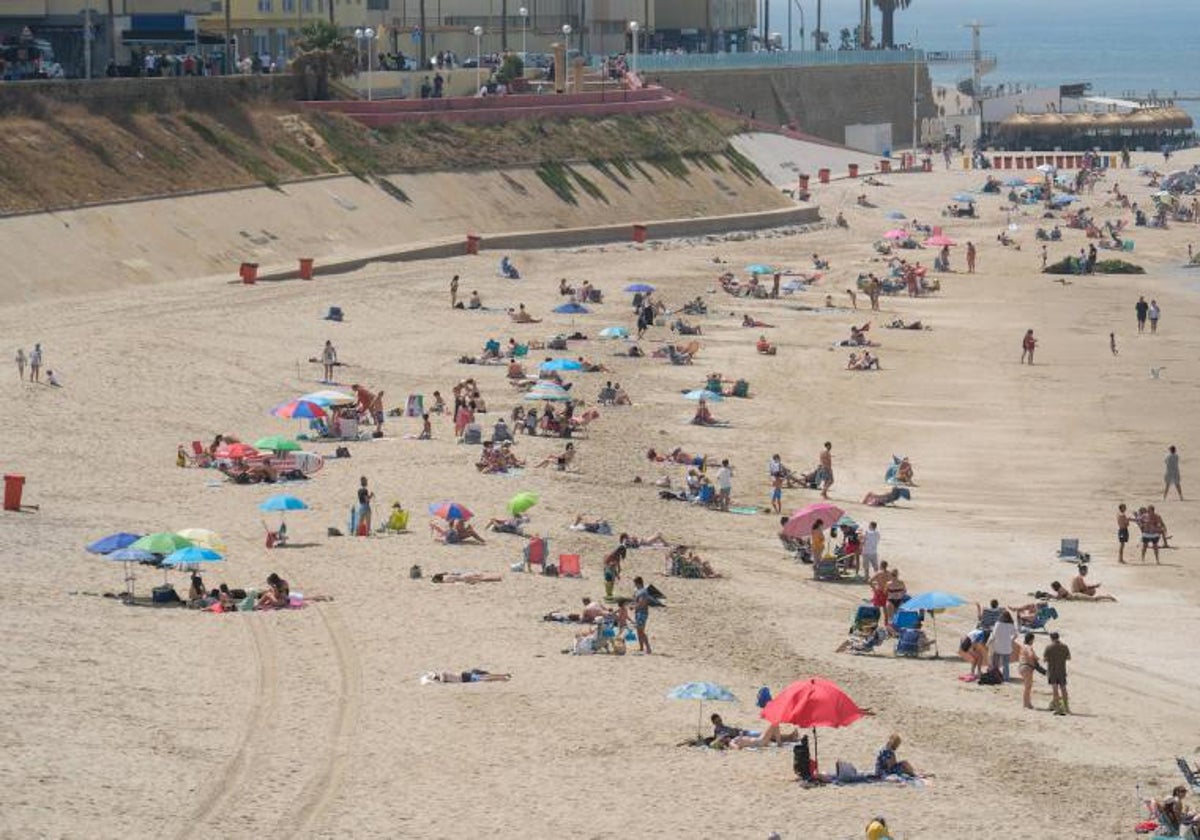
{"left": 742, "top": 314, "right": 775, "bottom": 328}
{"left": 886, "top": 319, "right": 930, "bottom": 330}
{"left": 430, "top": 571, "right": 500, "bottom": 584}
{"left": 729, "top": 723, "right": 803, "bottom": 750}
{"left": 422, "top": 669, "right": 511, "bottom": 683}
{"left": 862, "top": 487, "right": 909, "bottom": 507}
{"left": 544, "top": 597, "right": 612, "bottom": 623}
{"left": 618, "top": 531, "right": 670, "bottom": 549}
{"left": 534, "top": 441, "right": 575, "bottom": 470}
{"left": 646, "top": 447, "right": 705, "bottom": 468}
{"left": 429, "top": 519, "right": 487, "bottom": 545}
{"left": 485, "top": 514, "right": 528, "bottom": 535}
{"left": 1049, "top": 580, "right": 1116, "bottom": 602}
{"left": 571, "top": 514, "right": 612, "bottom": 535}
{"left": 847, "top": 352, "right": 882, "bottom": 371}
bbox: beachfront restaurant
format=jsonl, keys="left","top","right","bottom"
{"left": 993, "top": 107, "right": 1195, "bottom": 152}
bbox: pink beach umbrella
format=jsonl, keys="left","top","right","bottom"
{"left": 781, "top": 503, "right": 845, "bottom": 539}
{"left": 882, "top": 229, "right": 910, "bottom": 240}
{"left": 924, "top": 235, "right": 957, "bottom": 247}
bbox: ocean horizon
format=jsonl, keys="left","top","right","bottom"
{"left": 763, "top": 0, "right": 1200, "bottom": 123}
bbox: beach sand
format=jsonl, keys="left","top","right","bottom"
{"left": 1, "top": 148, "right": 1198, "bottom": 839}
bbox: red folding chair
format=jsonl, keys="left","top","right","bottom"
{"left": 524, "top": 537, "right": 548, "bottom": 572}
{"left": 557, "top": 553, "right": 582, "bottom": 578}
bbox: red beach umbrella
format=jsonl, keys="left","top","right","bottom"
{"left": 761, "top": 677, "right": 867, "bottom": 769}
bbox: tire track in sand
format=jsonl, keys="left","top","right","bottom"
{"left": 282, "top": 603, "right": 363, "bottom": 836}
{"left": 177, "top": 615, "right": 280, "bottom": 840}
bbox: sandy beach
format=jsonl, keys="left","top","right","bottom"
{"left": 2, "top": 148, "right": 1199, "bottom": 839}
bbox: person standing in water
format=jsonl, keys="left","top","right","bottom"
{"left": 1021, "top": 330, "right": 1037, "bottom": 365}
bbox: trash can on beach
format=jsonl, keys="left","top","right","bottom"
{"left": 818, "top": 168, "right": 830, "bottom": 184}
{"left": 299, "top": 258, "right": 315, "bottom": 280}
{"left": 848, "top": 163, "right": 859, "bottom": 178}
{"left": 466, "top": 235, "right": 481, "bottom": 255}
{"left": 3, "top": 474, "right": 25, "bottom": 511}
{"left": 632, "top": 224, "right": 647, "bottom": 244}
{"left": 240, "top": 262, "right": 258, "bottom": 284}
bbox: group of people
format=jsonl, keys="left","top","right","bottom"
{"left": 14, "top": 343, "right": 56, "bottom": 386}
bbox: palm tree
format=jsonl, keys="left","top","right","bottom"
{"left": 874, "top": 0, "right": 912, "bottom": 49}
{"left": 292, "top": 20, "right": 356, "bottom": 101}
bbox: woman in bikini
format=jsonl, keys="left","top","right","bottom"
{"left": 1017, "top": 633, "right": 1043, "bottom": 709}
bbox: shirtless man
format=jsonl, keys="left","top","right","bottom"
{"left": 1049, "top": 581, "right": 1116, "bottom": 602}
{"left": 817, "top": 442, "right": 834, "bottom": 499}
{"left": 1070, "top": 565, "right": 1103, "bottom": 597}
{"left": 1116, "top": 503, "right": 1131, "bottom": 564}
{"left": 1017, "top": 633, "right": 1043, "bottom": 710}
{"left": 1139, "top": 505, "right": 1165, "bottom": 563}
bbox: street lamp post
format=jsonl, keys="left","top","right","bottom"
{"left": 519, "top": 7, "right": 528, "bottom": 58}
{"left": 561, "top": 24, "right": 572, "bottom": 87}
{"left": 473, "top": 25, "right": 484, "bottom": 92}
{"left": 355, "top": 27, "right": 377, "bottom": 101}
{"left": 628, "top": 20, "right": 638, "bottom": 77}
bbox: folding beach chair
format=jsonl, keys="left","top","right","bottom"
{"left": 557, "top": 554, "right": 582, "bottom": 578}
{"left": 851, "top": 605, "right": 881, "bottom": 634}
{"left": 1018, "top": 603, "right": 1058, "bottom": 634}
{"left": 892, "top": 609, "right": 922, "bottom": 631}
{"left": 813, "top": 557, "right": 842, "bottom": 581}
{"left": 1178, "top": 757, "right": 1200, "bottom": 794}
{"left": 523, "top": 537, "right": 548, "bottom": 572}
{"left": 1056, "top": 538, "right": 1089, "bottom": 562}
{"left": 186, "top": 441, "right": 211, "bottom": 467}
{"left": 894, "top": 628, "right": 926, "bottom": 657}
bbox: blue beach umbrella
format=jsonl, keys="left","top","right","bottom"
{"left": 1003, "top": 176, "right": 1025, "bottom": 187}
{"left": 104, "top": 548, "right": 157, "bottom": 563}
{"left": 624, "top": 283, "right": 655, "bottom": 293}
{"left": 524, "top": 388, "right": 572, "bottom": 402}
{"left": 162, "top": 546, "right": 225, "bottom": 567}
{"left": 951, "top": 193, "right": 974, "bottom": 203}
{"left": 259, "top": 495, "right": 308, "bottom": 512}
{"left": 898, "top": 591, "right": 967, "bottom": 658}
{"left": 667, "top": 681, "right": 737, "bottom": 736}
{"left": 1051, "top": 194, "right": 1077, "bottom": 206}
{"left": 745, "top": 264, "right": 774, "bottom": 275}
{"left": 599, "top": 326, "right": 629, "bottom": 339}
{"left": 683, "top": 389, "right": 723, "bottom": 402}
{"left": 540, "top": 358, "right": 583, "bottom": 372}
{"left": 553, "top": 302, "right": 591, "bottom": 315}
{"left": 885, "top": 210, "right": 906, "bottom": 219}
{"left": 86, "top": 532, "right": 142, "bottom": 554}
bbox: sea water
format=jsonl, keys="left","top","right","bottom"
{"left": 767, "top": 0, "right": 1200, "bottom": 123}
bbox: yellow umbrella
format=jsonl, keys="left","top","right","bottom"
{"left": 176, "top": 528, "right": 228, "bottom": 553}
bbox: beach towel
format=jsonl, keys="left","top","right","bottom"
{"left": 405, "top": 394, "right": 424, "bottom": 417}
{"left": 727, "top": 506, "right": 762, "bottom": 516}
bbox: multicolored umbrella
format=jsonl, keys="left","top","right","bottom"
{"left": 131, "top": 532, "right": 194, "bottom": 555}
{"left": 271, "top": 399, "right": 328, "bottom": 419}
{"left": 667, "top": 681, "right": 738, "bottom": 737}
{"left": 259, "top": 495, "right": 308, "bottom": 512}
{"left": 428, "top": 501, "right": 473, "bottom": 521}
{"left": 683, "top": 389, "right": 723, "bottom": 402}
{"left": 524, "top": 389, "right": 572, "bottom": 402}
{"left": 781, "top": 503, "right": 845, "bottom": 539}
{"left": 253, "top": 435, "right": 301, "bottom": 453}
{"left": 507, "top": 492, "right": 539, "bottom": 515}
{"left": 300, "top": 389, "right": 355, "bottom": 406}
{"left": 85, "top": 532, "right": 142, "bottom": 555}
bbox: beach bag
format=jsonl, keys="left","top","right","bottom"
{"left": 543, "top": 563, "right": 558, "bottom": 577}
{"left": 463, "top": 424, "right": 482, "bottom": 445}
{"left": 756, "top": 686, "right": 772, "bottom": 708}
{"left": 732, "top": 379, "right": 750, "bottom": 398}
{"left": 152, "top": 585, "right": 180, "bottom": 604}
{"left": 548, "top": 337, "right": 568, "bottom": 350}
{"left": 409, "top": 564, "right": 422, "bottom": 579}
{"left": 324, "top": 306, "right": 344, "bottom": 322}
{"left": 335, "top": 446, "right": 351, "bottom": 458}
{"left": 978, "top": 668, "right": 1004, "bottom": 685}
{"left": 793, "top": 737, "right": 813, "bottom": 780}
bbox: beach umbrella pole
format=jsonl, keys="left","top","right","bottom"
{"left": 932, "top": 612, "right": 940, "bottom": 659}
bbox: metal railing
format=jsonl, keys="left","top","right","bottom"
{"left": 631, "top": 49, "right": 924, "bottom": 73}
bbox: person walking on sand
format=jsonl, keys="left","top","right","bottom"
{"left": 1018, "top": 633, "right": 1044, "bottom": 710}
{"left": 1136, "top": 295, "right": 1149, "bottom": 333}
{"left": 819, "top": 441, "right": 834, "bottom": 499}
{"left": 321, "top": 340, "right": 338, "bottom": 383}
{"left": 1116, "top": 503, "right": 1131, "bottom": 564}
{"left": 966, "top": 241, "right": 977, "bottom": 274}
{"left": 715, "top": 458, "right": 733, "bottom": 511}
{"left": 1110, "top": 332, "right": 1118, "bottom": 356}
{"left": 450, "top": 274, "right": 459, "bottom": 308}
{"left": 632, "top": 576, "right": 653, "bottom": 654}
{"left": 862, "top": 521, "right": 881, "bottom": 577}
{"left": 15, "top": 348, "right": 26, "bottom": 381}
{"left": 770, "top": 472, "right": 783, "bottom": 514}
{"left": 1149, "top": 299, "right": 1161, "bottom": 334}
{"left": 1043, "top": 631, "right": 1071, "bottom": 715}
{"left": 28, "top": 343, "right": 42, "bottom": 383}
{"left": 1164, "top": 445, "right": 1183, "bottom": 500}
{"left": 1021, "top": 330, "right": 1037, "bottom": 364}
{"left": 1040, "top": 244, "right": 1048, "bottom": 270}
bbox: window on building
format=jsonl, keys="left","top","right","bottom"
{"left": 282, "top": 0, "right": 295, "bottom": 11}
{"left": 304, "top": 0, "right": 314, "bottom": 11}
{"left": 257, "top": 0, "right": 273, "bottom": 11}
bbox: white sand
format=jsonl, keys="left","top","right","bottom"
{"left": 1, "top": 149, "right": 1199, "bottom": 838}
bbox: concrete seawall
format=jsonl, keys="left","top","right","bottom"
{"left": 651, "top": 63, "right": 936, "bottom": 147}
{"left": 252, "top": 204, "right": 823, "bottom": 282}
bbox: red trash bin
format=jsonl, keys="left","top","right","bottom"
{"left": 298, "top": 257, "right": 315, "bottom": 280}
{"left": 848, "top": 163, "right": 859, "bottom": 178}
{"left": 798, "top": 174, "right": 810, "bottom": 190}
{"left": 240, "top": 262, "right": 258, "bottom": 284}
{"left": 632, "top": 224, "right": 647, "bottom": 243}
{"left": 818, "top": 168, "right": 830, "bottom": 184}
{"left": 465, "top": 234, "right": 481, "bottom": 255}
{"left": 3, "top": 474, "right": 24, "bottom": 511}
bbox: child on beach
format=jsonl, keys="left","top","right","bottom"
{"left": 770, "top": 473, "right": 783, "bottom": 514}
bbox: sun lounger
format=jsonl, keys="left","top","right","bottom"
{"left": 523, "top": 537, "right": 548, "bottom": 572}
{"left": 186, "top": 440, "right": 212, "bottom": 467}
{"left": 1056, "top": 538, "right": 1090, "bottom": 562}
{"left": 1017, "top": 602, "right": 1058, "bottom": 634}
{"left": 1178, "top": 757, "right": 1200, "bottom": 794}
{"left": 557, "top": 554, "right": 582, "bottom": 578}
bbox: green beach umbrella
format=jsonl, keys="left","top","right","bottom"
{"left": 253, "top": 435, "right": 301, "bottom": 452}
{"left": 132, "top": 532, "right": 195, "bottom": 555}
{"left": 508, "top": 492, "right": 539, "bottom": 515}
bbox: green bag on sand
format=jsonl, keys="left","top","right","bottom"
{"left": 239, "top": 591, "right": 258, "bottom": 612}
